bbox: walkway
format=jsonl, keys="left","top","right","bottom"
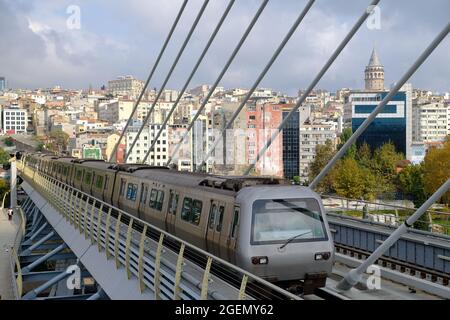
{"left": 0, "top": 208, "right": 19, "bottom": 300}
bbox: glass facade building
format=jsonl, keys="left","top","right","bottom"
{"left": 349, "top": 91, "right": 410, "bottom": 156}
{"left": 282, "top": 110, "right": 299, "bottom": 180}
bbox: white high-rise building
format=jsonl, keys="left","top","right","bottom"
{"left": 412, "top": 102, "right": 449, "bottom": 142}
{"left": 2, "top": 107, "right": 28, "bottom": 134}
{"left": 299, "top": 121, "right": 338, "bottom": 182}
{"left": 126, "top": 124, "right": 168, "bottom": 165}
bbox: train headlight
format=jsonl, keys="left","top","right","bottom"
{"left": 314, "top": 252, "right": 331, "bottom": 261}
{"left": 251, "top": 256, "right": 269, "bottom": 265}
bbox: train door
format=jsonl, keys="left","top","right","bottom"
{"left": 165, "top": 190, "right": 179, "bottom": 234}
{"left": 226, "top": 205, "right": 240, "bottom": 264}
{"left": 206, "top": 200, "right": 226, "bottom": 258}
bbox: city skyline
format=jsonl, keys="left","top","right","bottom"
{"left": 1, "top": 0, "right": 449, "bottom": 94}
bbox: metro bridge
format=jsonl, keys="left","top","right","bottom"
{"left": 1, "top": 0, "right": 449, "bottom": 301}
{"left": 0, "top": 158, "right": 448, "bottom": 301}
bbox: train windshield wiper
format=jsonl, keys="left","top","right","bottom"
{"left": 278, "top": 230, "right": 313, "bottom": 250}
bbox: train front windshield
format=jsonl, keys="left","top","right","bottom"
{"left": 251, "top": 198, "right": 328, "bottom": 245}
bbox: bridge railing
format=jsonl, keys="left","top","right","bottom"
{"left": 9, "top": 206, "right": 27, "bottom": 299}
{"left": 18, "top": 162, "right": 300, "bottom": 300}
{"left": 322, "top": 194, "right": 450, "bottom": 236}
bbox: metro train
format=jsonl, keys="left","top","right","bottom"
{"left": 21, "top": 153, "right": 334, "bottom": 292}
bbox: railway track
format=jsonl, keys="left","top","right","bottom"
{"left": 334, "top": 244, "right": 450, "bottom": 287}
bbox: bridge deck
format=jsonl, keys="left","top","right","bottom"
{"left": 0, "top": 209, "right": 19, "bottom": 300}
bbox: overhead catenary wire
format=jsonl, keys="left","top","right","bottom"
{"left": 195, "top": 0, "right": 316, "bottom": 171}
{"left": 242, "top": 0, "right": 381, "bottom": 176}
{"left": 124, "top": 0, "right": 210, "bottom": 162}
{"left": 108, "top": 0, "right": 188, "bottom": 162}
{"left": 141, "top": 0, "right": 236, "bottom": 165}
{"left": 310, "top": 21, "right": 450, "bottom": 190}
{"left": 166, "top": 0, "right": 270, "bottom": 168}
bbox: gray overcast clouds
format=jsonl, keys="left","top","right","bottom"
{"left": 1, "top": 0, "right": 449, "bottom": 95}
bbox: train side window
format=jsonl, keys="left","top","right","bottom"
{"left": 76, "top": 169, "right": 82, "bottom": 181}
{"left": 104, "top": 176, "right": 109, "bottom": 191}
{"left": 84, "top": 171, "right": 92, "bottom": 185}
{"left": 168, "top": 192, "right": 178, "bottom": 215}
{"left": 216, "top": 206, "right": 225, "bottom": 232}
{"left": 230, "top": 207, "right": 239, "bottom": 238}
{"left": 149, "top": 189, "right": 158, "bottom": 208}
{"left": 181, "top": 198, "right": 202, "bottom": 225}
{"left": 95, "top": 175, "right": 104, "bottom": 189}
{"left": 192, "top": 200, "right": 202, "bottom": 225}
{"left": 156, "top": 190, "right": 164, "bottom": 211}
{"left": 126, "top": 183, "right": 138, "bottom": 201}
{"left": 119, "top": 179, "right": 126, "bottom": 196}
{"left": 181, "top": 198, "right": 192, "bottom": 221}
{"left": 208, "top": 204, "right": 217, "bottom": 229}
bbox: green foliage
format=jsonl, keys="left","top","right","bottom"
{"left": 3, "top": 136, "right": 15, "bottom": 147}
{"left": 338, "top": 128, "right": 356, "bottom": 159}
{"left": 308, "top": 139, "right": 335, "bottom": 193}
{"left": 47, "top": 130, "right": 69, "bottom": 152}
{"left": 293, "top": 176, "right": 301, "bottom": 185}
{"left": 356, "top": 142, "right": 372, "bottom": 169}
{"left": 0, "top": 178, "right": 9, "bottom": 207}
{"left": 397, "top": 164, "right": 427, "bottom": 207}
{"left": 370, "top": 141, "right": 404, "bottom": 194}
{"left": 36, "top": 142, "right": 45, "bottom": 152}
{"left": 0, "top": 148, "right": 11, "bottom": 165}
{"left": 422, "top": 139, "right": 450, "bottom": 205}
{"left": 332, "top": 157, "right": 377, "bottom": 201}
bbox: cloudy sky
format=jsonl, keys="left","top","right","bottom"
{"left": 1, "top": 0, "right": 449, "bottom": 95}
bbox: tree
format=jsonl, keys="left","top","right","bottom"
{"left": 47, "top": 130, "right": 69, "bottom": 153}
{"left": 337, "top": 128, "right": 356, "bottom": 159}
{"left": 422, "top": 140, "right": 450, "bottom": 205}
{"left": 332, "top": 157, "right": 377, "bottom": 201}
{"left": 0, "top": 179, "right": 9, "bottom": 207}
{"left": 3, "top": 136, "right": 15, "bottom": 147}
{"left": 356, "top": 142, "right": 372, "bottom": 169}
{"left": 397, "top": 164, "right": 427, "bottom": 207}
{"left": 371, "top": 141, "right": 404, "bottom": 194}
{"left": 308, "top": 139, "right": 336, "bottom": 193}
{"left": 36, "top": 142, "right": 45, "bottom": 152}
{"left": 0, "top": 148, "right": 10, "bottom": 165}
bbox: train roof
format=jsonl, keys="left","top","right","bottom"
{"left": 129, "top": 168, "right": 289, "bottom": 194}
{"left": 54, "top": 157, "right": 77, "bottom": 163}
{"left": 73, "top": 160, "right": 113, "bottom": 170}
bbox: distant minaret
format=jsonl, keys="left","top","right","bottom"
{"left": 365, "top": 48, "right": 384, "bottom": 91}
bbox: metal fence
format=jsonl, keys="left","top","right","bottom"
{"left": 18, "top": 162, "right": 300, "bottom": 300}
{"left": 9, "top": 206, "right": 26, "bottom": 299}
{"left": 322, "top": 194, "right": 450, "bottom": 235}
